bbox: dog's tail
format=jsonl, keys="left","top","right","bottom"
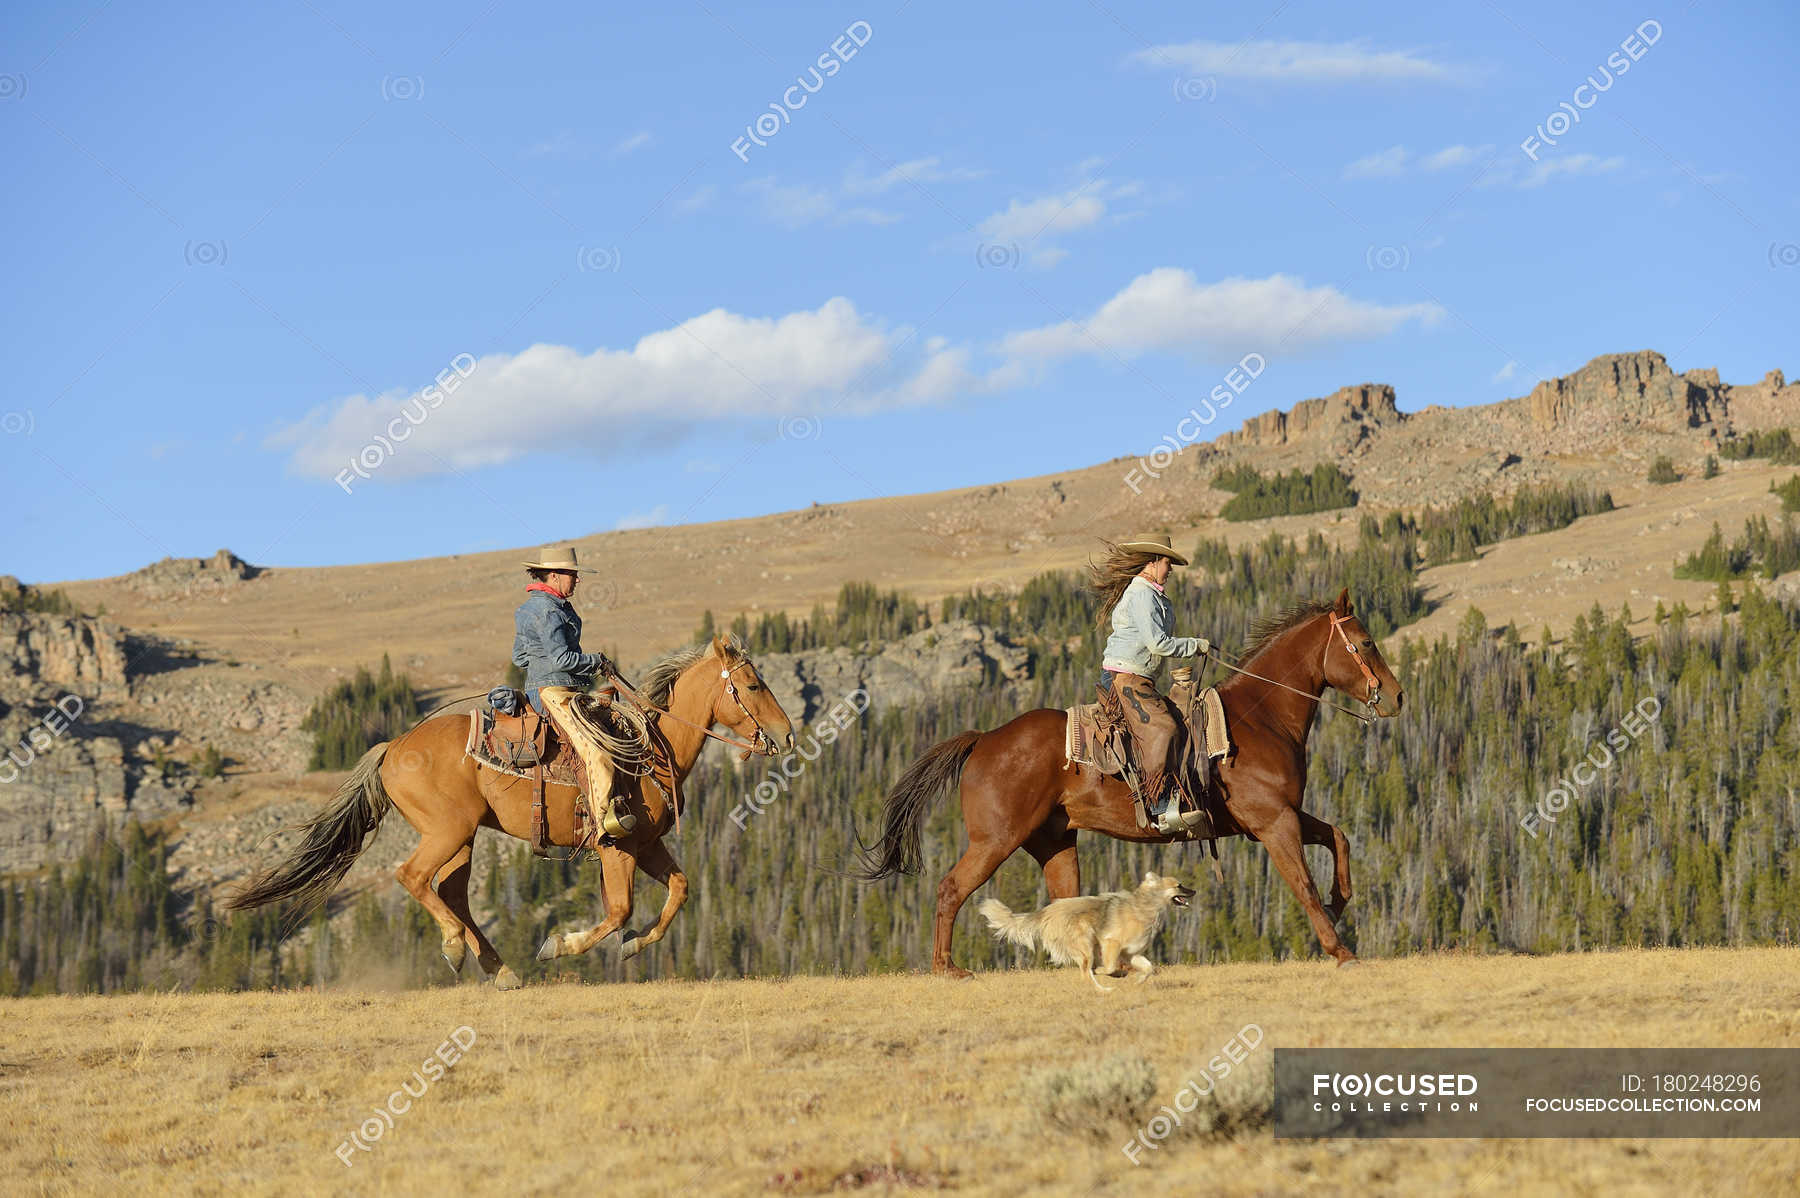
{"left": 978, "top": 898, "right": 1044, "bottom": 951}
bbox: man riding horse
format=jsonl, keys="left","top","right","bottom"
{"left": 513, "top": 545, "right": 636, "bottom": 836}
{"left": 1091, "top": 532, "right": 1216, "bottom": 831}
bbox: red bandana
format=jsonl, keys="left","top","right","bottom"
{"left": 525, "top": 582, "right": 563, "bottom": 599}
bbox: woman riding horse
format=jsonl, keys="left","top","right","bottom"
{"left": 1091, "top": 532, "right": 1217, "bottom": 829}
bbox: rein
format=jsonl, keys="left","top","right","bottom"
{"left": 1205, "top": 613, "right": 1380, "bottom": 724}
{"left": 607, "top": 658, "right": 780, "bottom": 760}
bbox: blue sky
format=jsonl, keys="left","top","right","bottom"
{"left": 3, "top": 1, "right": 1795, "bottom": 583}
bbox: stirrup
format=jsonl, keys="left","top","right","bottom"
{"left": 598, "top": 799, "right": 637, "bottom": 839}
{"left": 1152, "top": 793, "right": 1207, "bottom": 836}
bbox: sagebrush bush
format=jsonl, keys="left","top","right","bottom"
{"left": 1022, "top": 1053, "right": 1157, "bottom": 1137}
{"left": 1176, "top": 1063, "right": 1274, "bottom": 1139}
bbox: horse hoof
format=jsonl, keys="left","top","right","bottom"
{"left": 618, "top": 931, "right": 642, "bottom": 962}
{"left": 535, "top": 935, "right": 560, "bottom": 963}
{"left": 1337, "top": 956, "right": 1361, "bottom": 969}
{"left": 494, "top": 966, "right": 523, "bottom": 991}
{"left": 441, "top": 941, "right": 466, "bottom": 974}
{"left": 935, "top": 965, "right": 974, "bottom": 981}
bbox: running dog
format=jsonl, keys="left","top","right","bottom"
{"left": 978, "top": 872, "right": 1194, "bottom": 991}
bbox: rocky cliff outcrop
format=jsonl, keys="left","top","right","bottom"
{"left": 125, "top": 548, "right": 260, "bottom": 599}
{"left": 1218, "top": 383, "right": 1403, "bottom": 456}
{"left": 1715, "top": 368, "right": 1800, "bottom": 433}
{"left": 0, "top": 610, "right": 130, "bottom": 699}
{"left": 756, "top": 619, "right": 1031, "bottom": 725}
{"left": 1525, "top": 351, "right": 1732, "bottom": 438}
{"left": 1, "top": 598, "right": 140, "bottom": 871}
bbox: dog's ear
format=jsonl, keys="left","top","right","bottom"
{"left": 1142, "top": 869, "right": 1157, "bottom": 884}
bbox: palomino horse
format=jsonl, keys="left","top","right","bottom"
{"left": 227, "top": 636, "right": 794, "bottom": 988}
{"left": 859, "top": 590, "right": 1404, "bottom": 975}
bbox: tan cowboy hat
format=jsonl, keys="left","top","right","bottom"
{"left": 522, "top": 545, "right": 592, "bottom": 572}
{"left": 1116, "top": 532, "right": 1190, "bottom": 566}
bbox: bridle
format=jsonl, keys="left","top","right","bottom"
{"left": 1207, "top": 611, "right": 1386, "bottom": 724}
{"left": 716, "top": 657, "right": 782, "bottom": 759}
{"left": 1326, "top": 610, "right": 1386, "bottom": 718}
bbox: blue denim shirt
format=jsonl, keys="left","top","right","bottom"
{"left": 512, "top": 590, "right": 605, "bottom": 713}
{"left": 1101, "top": 577, "right": 1201, "bottom": 676}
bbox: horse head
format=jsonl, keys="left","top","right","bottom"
{"left": 1320, "top": 588, "right": 1405, "bottom": 718}
{"left": 700, "top": 634, "right": 796, "bottom": 757}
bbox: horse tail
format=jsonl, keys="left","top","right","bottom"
{"left": 856, "top": 730, "right": 981, "bottom": 880}
{"left": 225, "top": 741, "right": 392, "bottom": 923}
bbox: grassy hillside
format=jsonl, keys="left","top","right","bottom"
{"left": 4, "top": 949, "right": 1796, "bottom": 1196}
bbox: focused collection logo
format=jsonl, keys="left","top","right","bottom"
{"left": 1311, "top": 1071, "right": 1480, "bottom": 1114}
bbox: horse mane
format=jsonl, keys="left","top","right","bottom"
{"left": 1240, "top": 600, "right": 1334, "bottom": 663}
{"left": 640, "top": 635, "right": 745, "bottom": 710}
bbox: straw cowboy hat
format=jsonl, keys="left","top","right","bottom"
{"left": 1116, "top": 532, "right": 1190, "bottom": 566}
{"left": 522, "top": 545, "right": 592, "bottom": 572}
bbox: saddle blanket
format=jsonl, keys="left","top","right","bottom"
{"left": 1064, "top": 685, "right": 1231, "bottom": 774}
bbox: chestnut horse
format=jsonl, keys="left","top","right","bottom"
{"left": 227, "top": 636, "right": 794, "bottom": 989}
{"left": 859, "top": 590, "right": 1404, "bottom": 975}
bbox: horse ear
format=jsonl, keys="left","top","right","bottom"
{"left": 1334, "top": 587, "right": 1352, "bottom": 616}
{"left": 709, "top": 634, "right": 726, "bottom": 659}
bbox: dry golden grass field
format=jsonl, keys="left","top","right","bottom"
{"left": 5, "top": 948, "right": 1799, "bottom": 1197}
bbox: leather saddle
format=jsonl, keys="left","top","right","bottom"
{"left": 465, "top": 690, "right": 596, "bottom": 858}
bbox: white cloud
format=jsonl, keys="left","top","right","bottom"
{"left": 612, "top": 131, "right": 653, "bottom": 157}
{"left": 1479, "top": 153, "right": 1626, "bottom": 190}
{"left": 741, "top": 178, "right": 900, "bottom": 228}
{"left": 844, "top": 157, "right": 987, "bottom": 195}
{"left": 1344, "top": 143, "right": 1491, "bottom": 180}
{"left": 979, "top": 187, "right": 1109, "bottom": 242}
{"left": 1131, "top": 39, "right": 1454, "bottom": 83}
{"left": 271, "top": 299, "right": 976, "bottom": 480}
{"left": 1421, "top": 143, "right": 1484, "bottom": 170}
{"left": 722, "top": 156, "right": 982, "bottom": 228}
{"left": 972, "top": 177, "right": 1141, "bottom": 269}
{"left": 1516, "top": 153, "right": 1626, "bottom": 189}
{"left": 1000, "top": 269, "right": 1443, "bottom": 360}
{"left": 1492, "top": 360, "right": 1518, "bottom": 383}
{"left": 615, "top": 504, "right": 669, "bottom": 530}
{"left": 676, "top": 184, "right": 716, "bottom": 213}
{"left": 1345, "top": 145, "right": 1410, "bottom": 179}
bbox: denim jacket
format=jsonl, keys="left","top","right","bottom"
{"left": 512, "top": 590, "right": 605, "bottom": 712}
{"left": 1101, "top": 577, "right": 1201, "bottom": 676}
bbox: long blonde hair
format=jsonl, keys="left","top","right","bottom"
{"left": 1088, "top": 541, "right": 1164, "bottom": 633}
